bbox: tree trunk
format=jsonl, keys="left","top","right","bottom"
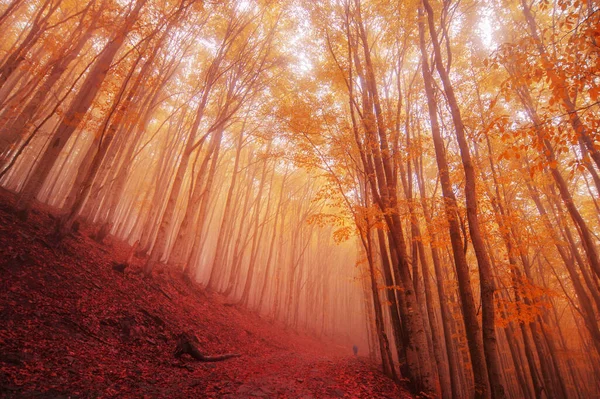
{"left": 17, "top": 0, "right": 148, "bottom": 217}
{"left": 417, "top": 7, "right": 490, "bottom": 397}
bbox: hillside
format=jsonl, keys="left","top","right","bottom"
{"left": 0, "top": 190, "right": 409, "bottom": 398}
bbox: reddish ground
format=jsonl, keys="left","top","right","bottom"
{"left": 0, "top": 190, "right": 411, "bottom": 398}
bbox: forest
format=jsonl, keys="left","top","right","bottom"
{"left": 0, "top": 0, "right": 599, "bottom": 398}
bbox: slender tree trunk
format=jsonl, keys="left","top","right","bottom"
{"left": 183, "top": 126, "right": 226, "bottom": 278}
{"left": 256, "top": 169, "right": 287, "bottom": 310}
{"left": 417, "top": 7, "right": 490, "bottom": 397}
{"left": 206, "top": 130, "right": 245, "bottom": 289}
{"left": 422, "top": 2, "right": 505, "bottom": 397}
{"left": 0, "top": 4, "right": 96, "bottom": 165}
{"left": 0, "top": 0, "right": 25, "bottom": 30}
{"left": 0, "top": 0, "right": 58, "bottom": 90}
{"left": 16, "top": 0, "right": 148, "bottom": 217}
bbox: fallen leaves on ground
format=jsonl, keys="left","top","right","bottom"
{"left": 0, "top": 189, "right": 411, "bottom": 398}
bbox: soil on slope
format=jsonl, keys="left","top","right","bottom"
{"left": 0, "top": 189, "right": 411, "bottom": 398}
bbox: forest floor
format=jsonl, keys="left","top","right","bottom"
{"left": 0, "top": 189, "right": 411, "bottom": 399}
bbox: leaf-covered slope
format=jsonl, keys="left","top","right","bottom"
{"left": 0, "top": 189, "right": 409, "bottom": 398}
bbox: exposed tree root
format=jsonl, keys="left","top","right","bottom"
{"left": 174, "top": 333, "right": 241, "bottom": 362}
{"left": 112, "top": 262, "right": 128, "bottom": 273}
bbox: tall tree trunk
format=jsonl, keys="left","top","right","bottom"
{"left": 206, "top": 129, "right": 245, "bottom": 289}
{"left": 182, "top": 125, "right": 226, "bottom": 278}
{"left": 417, "top": 8, "right": 490, "bottom": 397}
{"left": 422, "top": 2, "right": 505, "bottom": 397}
{"left": 256, "top": 170, "right": 288, "bottom": 310}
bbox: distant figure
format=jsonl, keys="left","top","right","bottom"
{"left": 352, "top": 345, "right": 358, "bottom": 356}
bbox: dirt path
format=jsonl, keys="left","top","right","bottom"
{"left": 194, "top": 350, "right": 407, "bottom": 398}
